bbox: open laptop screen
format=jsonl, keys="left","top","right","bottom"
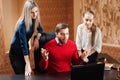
{"left": 71, "top": 62, "right": 105, "bottom": 80}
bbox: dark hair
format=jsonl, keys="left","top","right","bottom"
{"left": 55, "top": 23, "right": 69, "bottom": 33}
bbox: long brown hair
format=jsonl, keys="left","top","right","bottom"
{"left": 83, "top": 10, "right": 96, "bottom": 46}
{"left": 91, "top": 23, "right": 96, "bottom": 46}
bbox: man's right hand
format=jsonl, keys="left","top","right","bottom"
{"left": 41, "top": 48, "right": 49, "bottom": 60}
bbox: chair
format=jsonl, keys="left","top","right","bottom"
{"left": 34, "top": 32, "right": 56, "bottom": 73}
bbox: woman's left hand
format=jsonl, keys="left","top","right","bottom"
{"left": 33, "top": 38, "right": 39, "bottom": 49}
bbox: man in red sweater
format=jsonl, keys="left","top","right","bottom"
{"left": 39, "top": 23, "right": 82, "bottom": 73}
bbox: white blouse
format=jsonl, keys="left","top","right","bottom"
{"left": 76, "top": 23, "right": 102, "bottom": 53}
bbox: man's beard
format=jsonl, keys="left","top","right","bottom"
{"left": 59, "top": 39, "right": 67, "bottom": 44}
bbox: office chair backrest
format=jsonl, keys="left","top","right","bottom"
{"left": 34, "top": 32, "right": 56, "bottom": 73}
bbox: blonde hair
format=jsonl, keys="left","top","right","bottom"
{"left": 15, "top": 0, "right": 41, "bottom": 34}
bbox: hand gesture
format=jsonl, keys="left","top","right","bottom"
{"left": 41, "top": 48, "right": 49, "bottom": 60}
{"left": 81, "top": 51, "right": 89, "bottom": 63}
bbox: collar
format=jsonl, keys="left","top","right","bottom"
{"left": 55, "top": 37, "right": 63, "bottom": 45}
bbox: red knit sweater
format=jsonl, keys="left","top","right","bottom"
{"left": 39, "top": 39, "right": 82, "bottom": 73}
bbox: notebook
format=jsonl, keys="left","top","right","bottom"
{"left": 71, "top": 62, "right": 105, "bottom": 80}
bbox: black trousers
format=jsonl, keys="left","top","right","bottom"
{"left": 81, "top": 49, "right": 98, "bottom": 64}
{"left": 9, "top": 46, "right": 26, "bottom": 74}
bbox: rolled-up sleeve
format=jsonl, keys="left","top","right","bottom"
{"left": 34, "top": 24, "right": 43, "bottom": 39}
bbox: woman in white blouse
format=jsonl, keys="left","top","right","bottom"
{"left": 76, "top": 10, "right": 102, "bottom": 64}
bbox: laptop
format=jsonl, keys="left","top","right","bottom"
{"left": 71, "top": 62, "right": 105, "bottom": 80}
